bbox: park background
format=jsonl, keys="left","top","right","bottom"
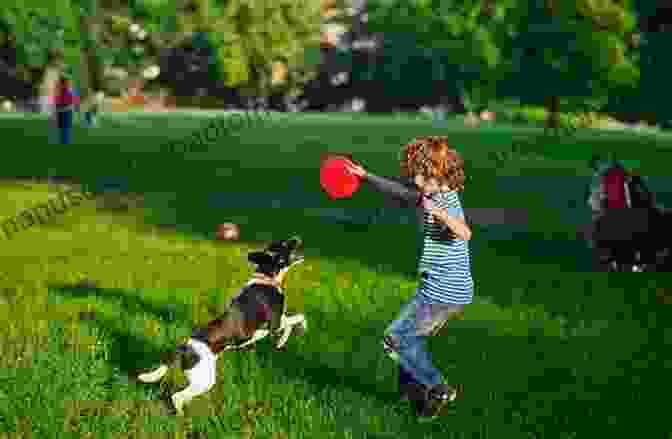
{"left": 1, "top": 0, "right": 672, "bottom": 438}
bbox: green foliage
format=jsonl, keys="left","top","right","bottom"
{"left": 0, "top": 4, "right": 76, "bottom": 68}
{"left": 493, "top": 103, "right": 612, "bottom": 134}
{"left": 494, "top": 104, "right": 548, "bottom": 126}
{"left": 3, "top": 0, "right": 323, "bottom": 97}
{"left": 635, "top": 32, "right": 672, "bottom": 123}
{"left": 164, "top": 0, "right": 323, "bottom": 91}
{"left": 1, "top": 0, "right": 75, "bottom": 30}
{"left": 0, "top": 113, "right": 670, "bottom": 438}
{"left": 360, "top": 0, "right": 514, "bottom": 106}
{"left": 502, "top": 0, "right": 639, "bottom": 111}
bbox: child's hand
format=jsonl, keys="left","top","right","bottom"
{"left": 427, "top": 206, "right": 458, "bottom": 238}
{"left": 421, "top": 196, "right": 440, "bottom": 223}
{"left": 423, "top": 197, "right": 448, "bottom": 224}
{"left": 429, "top": 207, "right": 447, "bottom": 224}
{"left": 343, "top": 160, "right": 367, "bottom": 178}
{"left": 421, "top": 195, "right": 434, "bottom": 211}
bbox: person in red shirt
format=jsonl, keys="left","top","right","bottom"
{"left": 52, "top": 75, "right": 80, "bottom": 144}
{"left": 586, "top": 156, "right": 667, "bottom": 271}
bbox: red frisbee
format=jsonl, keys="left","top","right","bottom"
{"left": 319, "top": 154, "right": 362, "bottom": 199}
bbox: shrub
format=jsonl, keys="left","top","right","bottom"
{"left": 496, "top": 104, "right": 602, "bottom": 132}
{"left": 493, "top": 104, "right": 548, "bottom": 126}
{"left": 518, "top": 106, "right": 548, "bottom": 125}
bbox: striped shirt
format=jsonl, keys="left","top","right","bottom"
{"left": 362, "top": 173, "right": 474, "bottom": 304}
{"left": 417, "top": 191, "right": 474, "bottom": 305}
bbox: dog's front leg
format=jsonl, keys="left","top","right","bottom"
{"left": 274, "top": 314, "right": 306, "bottom": 349}
{"left": 238, "top": 328, "right": 270, "bottom": 348}
{"left": 221, "top": 328, "right": 270, "bottom": 351}
{"left": 281, "top": 313, "right": 306, "bottom": 329}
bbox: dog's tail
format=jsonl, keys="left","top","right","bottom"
{"left": 138, "top": 364, "right": 169, "bottom": 382}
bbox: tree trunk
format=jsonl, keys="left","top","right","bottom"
{"left": 79, "top": 0, "right": 104, "bottom": 106}
{"left": 39, "top": 65, "right": 61, "bottom": 114}
{"left": 545, "top": 95, "right": 561, "bottom": 133}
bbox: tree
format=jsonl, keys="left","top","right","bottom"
{"left": 0, "top": 1, "right": 77, "bottom": 103}
{"left": 2, "top": 0, "right": 324, "bottom": 107}
{"left": 78, "top": 0, "right": 105, "bottom": 108}
{"left": 630, "top": 0, "right": 672, "bottom": 125}
{"left": 355, "top": 0, "right": 515, "bottom": 112}
{"left": 503, "top": 0, "right": 639, "bottom": 132}
{"left": 157, "top": 0, "right": 323, "bottom": 101}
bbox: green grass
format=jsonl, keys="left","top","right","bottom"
{"left": 0, "top": 111, "right": 671, "bottom": 438}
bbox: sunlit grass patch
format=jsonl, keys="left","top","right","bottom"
{"left": 0, "top": 113, "right": 670, "bottom": 438}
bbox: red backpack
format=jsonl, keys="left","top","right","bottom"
{"left": 603, "top": 168, "right": 630, "bottom": 209}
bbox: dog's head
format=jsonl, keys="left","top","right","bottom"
{"left": 247, "top": 236, "right": 304, "bottom": 279}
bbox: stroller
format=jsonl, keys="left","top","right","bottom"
{"left": 586, "top": 156, "right": 669, "bottom": 272}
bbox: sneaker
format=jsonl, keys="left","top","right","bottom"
{"left": 382, "top": 335, "right": 400, "bottom": 362}
{"left": 414, "top": 397, "right": 446, "bottom": 421}
{"left": 399, "top": 381, "right": 427, "bottom": 402}
{"left": 414, "top": 384, "right": 458, "bottom": 421}
{"left": 428, "top": 383, "right": 458, "bottom": 403}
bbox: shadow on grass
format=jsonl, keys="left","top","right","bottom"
{"left": 43, "top": 281, "right": 671, "bottom": 437}
{"left": 48, "top": 282, "right": 193, "bottom": 324}
{"left": 47, "top": 283, "right": 193, "bottom": 375}
{"left": 134, "top": 184, "right": 599, "bottom": 278}
{"left": 47, "top": 281, "right": 404, "bottom": 403}
{"left": 251, "top": 304, "right": 669, "bottom": 437}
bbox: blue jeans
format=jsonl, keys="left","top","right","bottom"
{"left": 57, "top": 109, "right": 73, "bottom": 144}
{"left": 384, "top": 293, "right": 464, "bottom": 388}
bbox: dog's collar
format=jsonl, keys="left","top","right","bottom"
{"left": 249, "top": 273, "right": 281, "bottom": 288}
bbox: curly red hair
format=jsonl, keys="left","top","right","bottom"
{"left": 399, "top": 136, "right": 465, "bottom": 192}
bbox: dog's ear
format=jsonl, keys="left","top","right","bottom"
{"left": 266, "top": 240, "right": 285, "bottom": 253}
{"left": 248, "top": 251, "right": 274, "bottom": 266}
{"left": 287, "top": 236, "right": 302, "bottom": 251}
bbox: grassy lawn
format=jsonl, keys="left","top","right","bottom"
{"left": 0, "top": 111, "right": 670, "bottom": 438}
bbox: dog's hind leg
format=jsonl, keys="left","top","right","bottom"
{"left": 172, "top": 384, "right": 209, "bottom": 416}
{"left": 138, "top": 343, "right": 191, "bottom": 383}
{"left": 223, "top": 328, "right": 270, "bottom": 351}
{"left": 171, "top": 350, "right": 217, "bottom": 415}
{"left": 138, "top": 344, "right": 189, "bottom": 383}
{"left": 138, "top": 365, "right": 169, "bottom": 383}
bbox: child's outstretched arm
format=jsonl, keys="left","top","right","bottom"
{"left": 343, "top": 161, "right": 421, "bottom": 208}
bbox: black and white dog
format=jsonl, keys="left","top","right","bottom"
{"left": 138, "top": 236, "right": 307, "bottom": 414}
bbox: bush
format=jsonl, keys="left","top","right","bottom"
{"left": 494, "top": 104, "right": 607, "bottom": 132}
{"left": 492, "top": 104, "right": 548, "bottom": 126}
{"left": 173, "top": 95, "right": 228, "bottom": 109}
{"left": 517, "top": 106, "right": 548, "bottom": 125}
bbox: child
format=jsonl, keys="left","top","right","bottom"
{"left": 343, "top": 136, "right": 473, "bottom": 420}
{"left": 52, "top": 76, "right": 79, "bottom": 144}
{"left": 83, "top": 91, "right": 104, "bottom": 127}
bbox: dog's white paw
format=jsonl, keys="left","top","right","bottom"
{"left": 275, "top": 325, "right": 293, "bottom": 349}
{"left": 293, "top": 319, "right": 307, "bottom": 336}
{"left": 171, "top": 394, "right": 185, "bottom": 416}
